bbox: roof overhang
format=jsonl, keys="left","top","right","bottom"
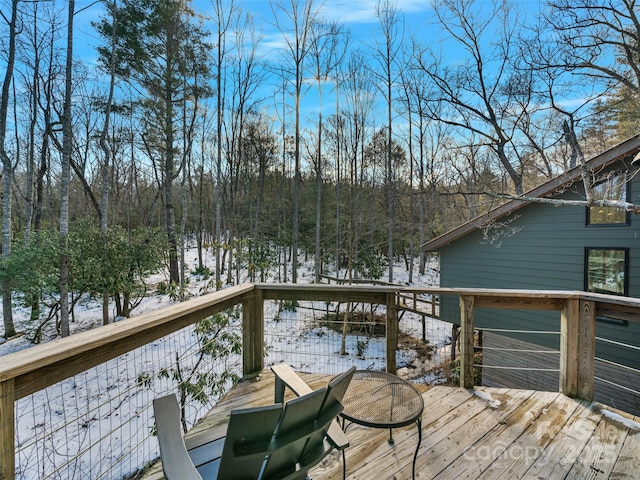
{"left": 421, "top": 134, "right": 640, "bottom": 253}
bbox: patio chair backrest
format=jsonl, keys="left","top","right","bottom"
{"left": 322, "top": 365, "right": 356, "bottom": 414}
{"left": 216, "top": 403, "right": 284, "bottom": 480}
{"left": 153, "top": 369, "right": 353, "bottom": 480}
{"left": 261, "top": 387, "right": 341, "bottom": 480}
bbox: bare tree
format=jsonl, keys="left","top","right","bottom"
{"left": 369, "top": 0, "right": 404, "bottom": 282}
{"left": 340, "top": 50, "right": 376, "bottom": 283}
{"left": 489, "top": 0, "right": 640, "bottom": 212}
{"left": 211, "top": 0, "right": 237, "bottom": 288}
{"left": 308, "top": 19, "right": 348, "bottom": 282}
{"left": 271, "top": 0, "right": 322, "bottom": 283}
{"left": 545, "top": 0, "right": 640, "bottom": 94}
{"left": 526, "top": 0, "right": 640, "bottom": 163}
{"left": 21, "top": 0, "right": 41, "bottom": 245}
{"left": 0, "top": 0, "right": 19, "bottom": 338}
{"left": 34, "top": 10, "right": 61, "bottom": 235}
{"left": 415, "top": 0, "right": 528, "bottom": 196}
{"left": 517, "top": 18, "right": 595, "bottom": 171}
{"left": 58, "top": 0, "right": 74, "bottom": 337}
{"left": 403, "top": 51, "right": 449, "bottom": 273}
{"left": 226, "top": 8, "right": 264, "bottom": 285}
{"left": 94, "top": 0, "right": 119, "bottom": 324}
{"left": 398, "top": 57, "right": 416, "bottom": 282}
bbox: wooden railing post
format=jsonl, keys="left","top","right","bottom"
{"left": 242, "top": 288, "right": 264, "bottom": 377}
{"left": 560, "top": 298, "right": 578, "bottom": 397}
{"left": 578, "top": 299, "right": 596, "bottom": 400}
{"left": 459, "top": 295, "right": 475, "bottom": 389}
{"left": 386, "top": 292, "right": 398, "bottom": 375}
{"left": 560, "top": 298, "right": 595, "bottom": 401}
{"left": 0, "top": 379, "right": 15, "bottom": 480}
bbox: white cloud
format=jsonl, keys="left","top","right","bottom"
{"left": 319, "top": 0, "right": 431, "bottom": 24}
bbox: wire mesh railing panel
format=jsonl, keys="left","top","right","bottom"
{"left": 398, "top": 312, "right": 455, "bottom": 384}
{"left": 262, "top": 300, "right": 455, "bottom": 381}
{"left": 594, "top": 323, "right": 640, "bottom": 415}
{"left": 477, "top": 328, "right": 561, "bottom": 392}
{"left": 263, "top": 300, "right": 388, "bottom": 375}
{"left": 13, "top": 310, "right": 242, "bottom": 480}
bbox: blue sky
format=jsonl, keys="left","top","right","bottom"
{"left": 74, "top": 0, "right": 434, "bottom": 63}
{"left": 67, "top": 0, "right": 557, "bottom": 157}
{"left": 72, "top": 0, "right": 433, "bottom": 116}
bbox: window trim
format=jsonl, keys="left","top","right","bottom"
{"left": 584, "top": 247, "right": 629, "bottom": 296}
{"left": 586, "top": 171, "right": 630, "bottom": 226}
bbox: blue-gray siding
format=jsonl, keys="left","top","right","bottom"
{"left": 436, "top": 172, "right": 640, "bottom": 371}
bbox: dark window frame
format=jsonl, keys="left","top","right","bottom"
{"left": 586, "top": 171, "right": 630, "bottom": 226}
{"left": 584, "top": 247, "right": 629, "bottom": 296}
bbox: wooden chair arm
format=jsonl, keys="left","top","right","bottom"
{"left": 272, "top": 363, "right": 313, "bottom": 402}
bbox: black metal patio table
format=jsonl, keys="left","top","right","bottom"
{"left": 340, "top": 370, "right": 424, "bottom": 480}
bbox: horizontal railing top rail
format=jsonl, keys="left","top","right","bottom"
{"left": 3, "top": 285, "right": 640, "bottom": 389}
{"left": 317, "top": 274, "right": 397, "bottom": 286}
{"left": 0, "top": 283, "right": 256, "bottom": 399}
{"left": 2, "top": 283, "right": 640, "bottom": 479}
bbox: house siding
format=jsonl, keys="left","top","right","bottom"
{"left": 435, "top": 166, "right": 640, "bottom": 409}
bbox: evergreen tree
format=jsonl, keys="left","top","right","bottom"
{"left": 94, "top": 0, "right": 213, "bottom": 285}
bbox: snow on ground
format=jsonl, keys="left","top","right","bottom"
{"left": 1, "top": 248, "right": 451, "bottom": 479}
{"left": 599, "top": 406, "right": 640, "bottom": 431}
{"left": 1, "top": 250, "right": 444, "bottom": 358}
{"left": 474, "top": 389, "right": 502, "bottom": 409}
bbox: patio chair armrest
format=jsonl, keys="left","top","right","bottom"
{"left": 271, "top": 363, "right": 313, "bottom": 403}
{"left": 327, "top": 421, "right": 349, "bottom": 450}
{"left": 153, "top": 395, "right": 203, "bottom": 480}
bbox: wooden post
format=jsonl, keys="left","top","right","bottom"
{"left": 577, "top": 299, "right": 596, "bottom": 401}
{"left": 560, "top": 299, "right": 595, "bottom": 401}
{"left": 386, "top": 292, "right": 398, "bottom": 375}
{"left": 451, "top": 325, "right": 459, "bottom": 361}
{"left": 459, "top": 295, "right": 475, "bottom": 389}
{"left": 0, "top": 379, "right": 15, "bottom": 480}
{"left": 242, "top": 289, "right": 264, "bottom": 377}
{"left": 560, "top": 298, "right": 579, "bottom": 397}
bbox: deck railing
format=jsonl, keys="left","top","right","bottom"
{"left": 1, "top": 284, "right": 639, "bottom": 479}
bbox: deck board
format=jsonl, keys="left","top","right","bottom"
{"left": 610, "top": 424, "right": 639, "bottom": 479}
{"left": 142, "top": 371, "right": 639, "bottom": 480}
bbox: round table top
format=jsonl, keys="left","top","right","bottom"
{"left": 340, "top": 370, "right": 424, "bottom": 429}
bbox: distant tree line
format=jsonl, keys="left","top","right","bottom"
{"left": 0, "top": 0, "right": 638, "bottom": 338}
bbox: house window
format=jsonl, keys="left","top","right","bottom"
{"left": 585, "top": 248, "right": 628, "bottom": 295}
{"left": 587, "top": 172, "right": 629, "bottom": 225}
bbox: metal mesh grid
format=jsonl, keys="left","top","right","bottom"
{"left": 13, "top": 314, "right": 242, "bottom": 480}
{"left": 263, "top": 300, "right": 388, "bottom": 374}
{"left": 262, "top": 299, "right": 455, "bottom": 380}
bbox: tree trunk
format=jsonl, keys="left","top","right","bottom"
{"left": 59, "top": 0, "right": 75, "bottom": 337}
{"left": 0, "top": 0, "right": 19, "bottom": 338}
{"left": 164, "top": 31, "right": 180, "bottom": 285}
{"left": 99, "top": 6, "right": 117, "bottom": 325}
{"left": 315, "top": 95, "right": 322, "bottom": 283}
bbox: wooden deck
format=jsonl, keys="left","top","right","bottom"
{"left": 143, "top": 371, "right": 640, "bottom": 480}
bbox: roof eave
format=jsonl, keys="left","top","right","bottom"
{"left": 421, "top": 134, "right": 640, "bottom": 253}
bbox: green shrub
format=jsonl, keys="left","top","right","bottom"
{"left": 448, "top": 353, "right": 483, "bottom": 386}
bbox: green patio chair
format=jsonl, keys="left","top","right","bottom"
{"left": 153, "top": 366, "right": 355, "bottom": 480}
{"left": 271, "top": 364, "right": 356, "bottom": 479}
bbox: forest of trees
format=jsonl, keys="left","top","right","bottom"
{"left": 0, "top": 0, "right": 639, "bottom": 338}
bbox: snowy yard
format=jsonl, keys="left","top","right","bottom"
{"left": 2, "top": 251, "right": 452, "bottom": 479}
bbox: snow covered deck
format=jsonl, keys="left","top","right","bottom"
{"left": 143, "top": 370, "right": 639, "bottom": 480}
